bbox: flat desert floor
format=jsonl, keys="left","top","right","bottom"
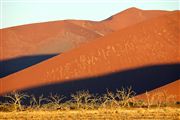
{"left": 0, "top": 108, "right": 180, "bottom": 120}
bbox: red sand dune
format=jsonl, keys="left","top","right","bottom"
{"left": 0, "top": 8, "right": 168, "bottom": 60}
{"left": 71, "top": 7, "right": 168, "bottom": 34}
{"left": 0, "top": 21, "right": 100, "bottom": 60}
{"left": 136, "top": 80, "right": 180, "bottom": 101}
{"left": 0, "top": 11, "right": 179, "bottom": 100}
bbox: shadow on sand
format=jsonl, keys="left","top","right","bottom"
{"left": 19, "top": 63, "right": 180, "bottom": 100}
{"left": 0, "top": 54, "right": 58, "bottom": 78}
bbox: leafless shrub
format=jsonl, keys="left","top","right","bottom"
{"left": 4, "top": 91, "right": 28, "bottom": 111}
{"left": 0, "top": 87, "right": 178, "bottom": 112}
{"left": 143, "top": 90, "right": 177, "bottom": 108}
{"left": 46, "top": 93, "right": 66, "bottom": 110}
{"left": 116, "top": 87, "right": 136, "bottom": 107}
{"left": 100, "top": 87, "right": 136, "bottom": 108}
{"left": 145, "top": 91, "right": 153, "bottom": 108}
{"left": 100, "top": 89, "right": 118, "bottom": 109}
{"left": 30, "top": 94, "right": 47, "bottom": 110}
{"left": 70, "top": 90, "right": 96, "bottom": 110}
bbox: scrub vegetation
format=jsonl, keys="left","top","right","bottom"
{"left": 0, "top": 87, "right": 179, "bottom": 119}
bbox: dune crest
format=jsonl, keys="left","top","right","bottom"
{"left": 0, "top": 8, "right": 168, "bottom": 60}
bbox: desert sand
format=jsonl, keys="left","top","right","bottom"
{"left": 0, "top": 11, "right": 179, "bottom": 101}
{"left": 0, "top": 8, "right": 168, "bottom": 60}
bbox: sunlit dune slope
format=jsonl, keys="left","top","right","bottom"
{"left": 136, "top": 80, "right": 180, "bottom": 101}
{"left": 70, "top": 7, "right": 167, "bottom": 34}
{"left": 0, "top": 8, "right": 168, "bottom": 60}
{"left": 0, "top": 22, "right": 100, "bottom": 60}
{"left": 0, "top": 11, "right": 179, "bottom": 96}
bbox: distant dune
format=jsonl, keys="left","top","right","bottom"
{"left": 0, "top": 8, "right": 168, "bottom": 60}
{"left": 1, "top": 11, "right": 179, "bottom": 101}
{"left": 70, "top": 7, "right": 168, "bottom": 34}
{"left": 0, "top": 22, "right": 100, "bottom": 60}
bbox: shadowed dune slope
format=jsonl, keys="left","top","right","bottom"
{"left": 0, "top": 8, "right": 168, "bottom": 60}
{"left": 0, "top": 11, "right": 179, "bottom": 99}
{"left": 0, "top": 54, "right": 58, "bottom": 78}
{"left": 18, "top": 64, "right": 179, "bottom": 101}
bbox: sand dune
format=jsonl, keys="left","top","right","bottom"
{"left": 0, "top": 22, "right": 100, "bottom": 60}
{"left": 0, "top": 8, "right": 168, "bottom": 60}
{"left": 0, "top": 11, "right": 179, "bottom": 100}
{"left": 71, "top": 7, "right": 168, "bottom": 34}
{"left": 136, "top": 80, "right": 180, "bottom": 101}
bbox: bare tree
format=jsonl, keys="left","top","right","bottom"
{"left": 5, "top": 91, "right": 28, "bottom": 111}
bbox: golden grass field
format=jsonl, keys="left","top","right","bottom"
{"left": 0, "top": 108, "right": 180, "bottom": 120}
